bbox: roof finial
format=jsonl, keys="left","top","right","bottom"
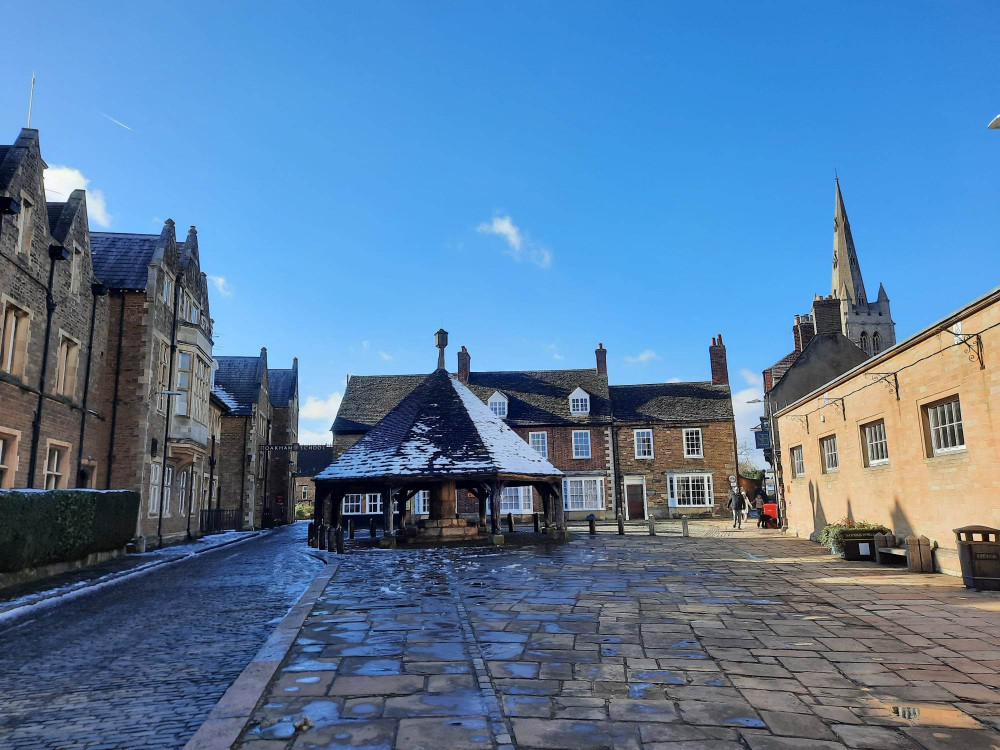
{"left": 434, "top": 329, "right": 448, "bottom": 370}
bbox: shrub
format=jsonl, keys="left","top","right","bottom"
{"left": 0, "top": 489, "right": 139, "bottom": 572}
{"left": 818, "top": 517, "right": 890, "bottom": 553}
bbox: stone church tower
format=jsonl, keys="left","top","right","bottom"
{"left": 830, "top": 178, "right": 895, "bottom": 356}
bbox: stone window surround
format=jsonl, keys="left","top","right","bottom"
{"left": 14, "top": 190, "right": 33, "bottom": 256}
{"left": 923, "top": 393, "right": 966, "bottom": 458}
{"left": 0, "top": 426, "right": 21, "bottom": 489}
{"left": 43, "top": 438, "right": 72, "bottom": 490}
{"left": 54, "top": 329, "right": 81, "bottom": 398}
{"left": 790, "top": 445, "right": 805, "bottom": 478}
{"left": 820, "top": 434, "right": 839, "bottom": 473}
{"left": 1, "top": 295, "right": 33, "bottom": 379}
{"left": 861, "top": 418, "right": 889, "bottom": 467}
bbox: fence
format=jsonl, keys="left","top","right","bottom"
{"left": 200, "top": 508, "right": 242, "bottom": 534}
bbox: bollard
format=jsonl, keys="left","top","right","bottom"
{"left": 681, "top": 518, "right": 689, "bottom": 538}
{"left": 589, "top": 517, "right": 597, "bottom": 535}
{"left": 327, "top": 527, "right": 335, "bottom": 552}
{"left": 507, "top": 513, "right": 515, "bottom": 533}
{"left": 307, "top": 522, "right": 316, "bottom": 547}
{"left": 348, "top": 519, "right": 355, "bottom": 540}
{"left": 617, "top": 514, "right": 625, "bottom": 535}
{"left": 648, "top": 516, "right": 656, "bottom": 536}
{"left": 336, "top": 527, "right": 345, "bottom": 554}
{"left": 369, "top": 518, "right": 377, "bottom": 538}
{"left": 533, "top": 513, "right": 540, "bottom": 533}
{"left": 318, "top": 524, "right": 327, "bottom": 550}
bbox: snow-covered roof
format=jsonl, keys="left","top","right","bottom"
{"left": 316, "top": 369, "right": 563, "bottom": 482}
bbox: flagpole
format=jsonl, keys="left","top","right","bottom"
{"left": 27, "top": 72, "right": 35, "bottom": 127}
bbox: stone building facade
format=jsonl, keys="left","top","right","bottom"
{"left": 266, "top": 360, "right": 299, "bottom": 525}
{"left": 0, "top": 129, "right": 110, "bottom": 491}
{"left": 776, "top": 285, "right": 999, "bottom": 576}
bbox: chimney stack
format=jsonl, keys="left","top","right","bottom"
{"left": 457, "top": 346, "right": 471, "bottom": 382}
{"left": 709, "top": 334, "right": 729, "bottom": 385}
{"left": 595, "top": 343, "right": 607, "bottom": 375}
{"left": 793, "top": 314, "right": 815, "bottom": 353}
{"left": 811, "top": 296, "right": 842, "bottom": 335}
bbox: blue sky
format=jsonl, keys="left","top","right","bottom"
{"left": 4, "top": 2, "right": 998, "bottom": 453}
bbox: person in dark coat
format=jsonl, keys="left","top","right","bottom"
{"left": 725, "top": 488, "right": 746, "bottom": 529}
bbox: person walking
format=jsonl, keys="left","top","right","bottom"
{"left": 726, "top": 488, "right": 745, "bottom": 529}
{"left": 754, "top": 493, "right": 766, "bottom": 528}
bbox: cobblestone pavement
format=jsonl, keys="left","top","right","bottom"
{"left": 236, "top": 526, "right": 1000, "bottom": 750}
{"left": 0, "top": 522, "right": 324, "bottom": 750}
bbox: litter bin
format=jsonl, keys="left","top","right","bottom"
{"left": 954, "top": 526, "right": 1000, "bottom": 591}
{"left": 761, "top": 503, "right": 779, "bottom": 529}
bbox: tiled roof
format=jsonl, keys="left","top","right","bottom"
{"left": 317, "top": 370, "right": 562, "bottom": 482}
{"left": 333, "top": 368, "right": 611, "bottom": 432}
{"left": 90, "top": 232, "right": 159, "bottom": 290}
{"left": 765, "top": 351, "right": 800, "bottom": 390}
{"left": 610, "top": 382, "right": 733, "bottom": 423}
{"left": 214, "top": 356, "right": 263, "bottom": 416}
{"left": 268, "top": 368, "right": 297, "bottom": 407}
{"left": 296, "top": 446, "right": 334, "bottom": 477}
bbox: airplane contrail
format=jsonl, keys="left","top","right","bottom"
{"left": 98, "top": 111, "right": 133, "bottom": 131}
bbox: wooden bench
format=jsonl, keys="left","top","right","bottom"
{"left": 873, "top": 532, "right": 934, "bottom": 573}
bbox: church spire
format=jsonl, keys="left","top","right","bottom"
{"left": 831, "top": 177, "right": 867, "bottom": 305}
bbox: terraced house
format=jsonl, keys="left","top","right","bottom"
{"left": 328, "top": 337, "right": 737, "bottom": 521}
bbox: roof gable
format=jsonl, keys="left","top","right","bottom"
{"left": 214, "top": 351, "right": 267, "bottom": 416}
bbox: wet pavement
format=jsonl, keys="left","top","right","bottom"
{"left": 0, "top": 522, "right": 324, "bottom": 750}
{"left": 236, "top": 524, "right": 1000, "bottom": 749}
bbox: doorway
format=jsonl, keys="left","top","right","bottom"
{"left": 624, "top": 476, "right": 647, "bottom": 520}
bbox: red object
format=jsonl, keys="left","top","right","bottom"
{"left": 761, "top": 503, "right": 779, "bottom": 528}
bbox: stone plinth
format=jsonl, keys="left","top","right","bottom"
{"left": 407, "top": 517, "right": 481, "bottom": 541}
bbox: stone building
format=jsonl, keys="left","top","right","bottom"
{"left": 776, "top": 285, "right": 999, "bottom": 576}
{"left": 266, "top": 359, "right": 299, "bottom": 524}
{"left": 330, "top": 336, "right": 737, "bottom": 521}
{"left": 293, "top": 445, "right": 333, "bottom": 517}
{"left": 0, "top": 129, "right": 110, "bottom": 491}
{"left": 90, "top": 219, "right": 216, "bottom": 546}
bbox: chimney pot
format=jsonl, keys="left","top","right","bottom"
{"left": 709, "top": 335, "right": 729, "bottom": 385}
{"left": 457, "top": 345, "right": 471, "bottom": 382}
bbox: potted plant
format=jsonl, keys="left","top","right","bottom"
{"left": 819, "top": 518, "right": 890, "bottom": 561}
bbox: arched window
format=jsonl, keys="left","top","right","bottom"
{"left": 872, "top": 332, "right": 882, "bottom": 354}
{"left": 859, "top": 331, "right": 869, "bottom": 354}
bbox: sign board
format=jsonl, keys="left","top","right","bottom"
{"left": 754, "top": 428, "right": 771, "bottom": 450}
{"left": 263, "top": 443, "right": 330, "bottom": 452}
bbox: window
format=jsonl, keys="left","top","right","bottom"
{"left": 342, "top": 494, "right": 363, "bottom": 514}
{"left": 872, "top": 332, "right": 882, "bottom": 354}
{"left": 156, "top": 343, "right": 169, "bottom": 412}
{"left": 863, "top": 420, "right": 889, "bottom": 466}
{"left": 683, "top": 428, "right": 703, "bottom": 458}
{"left": 563, "top": 477, "right": 604, "bottom": 511}
{"left": 55, "top": 336, "right": 80, "bottom": 397}
{"left": 15, "top": 197, "right": 32, "bottom": 255}
{"left": 177, "top": 470, "right": 188, "bottom": 516}
{"left": 927, "top": 397, "right": 965, "bottom": 455}
{"left": 149, "top": 463, "right": 161, "bottom": 515}
{"left": 488, "top": 392, "right": 508, "bottom": 418}
{"left": 162, "top": 466, "right": 173, "bottom": 515}
{"left": 821, "top": 435, "right": 839, "bottom": 473}
{"left": 175, "top": 352, "right": 192, "bottom": 416}
{"left": 412, "top": 490, "right": 429, "bottom": 514}
{"left": 44, "top": 444, "right": 67, "bottom": 489}
{"left": 162, "top": 274, "right": 174, "bottom": 305}
{"left": 69, "top": 248, "right": 83, "bottom": 296}
{"left": 790, "top": 446, "right": 805, "bottom": 478}
{"left": 176, "top": 352, "right": 210, "bottom": 422}
{"left": 499, "top": 486, "right": 533, "bottom": 514}
{"left": 634, "top": 429, "right": 653, "bottom": 459}
{"left": 1, "top": 302, "right": 29, "bottom": 377}
{"left": 0, "top": 431, "right": 17, "bottom": 488}
{"left": 572, "top": 430, "right": 591, "bottom": 458}
{"left": 569, "top": 388, "right": 590, "bottom": 415}
{"left": 366, "top": 493, "right": 382, "bottom": 514}
{"left": 178, "top": 294, "right": 199, "bottom": 325}
{"left": 301, "top": 485, "right": 309, "bottom": 500}
{"left": 674, "top": 473, "right": 714, "bottom": 506}
{"left": 529, "top": 431, "right": 548, "bottom": 458}
{"left": 859, "top": 331, "right": 869, "bottom": 354}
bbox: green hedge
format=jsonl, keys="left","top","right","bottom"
{"left": 0, "top": 489, "right": 139, "bottom": 572}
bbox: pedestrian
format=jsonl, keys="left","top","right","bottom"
{"left": 754, "top": 493, "right": 766, "bottom": 527}
{"left": 726, "top": 488, "right": 745, "bottom": 529}
{"left": 741, "top": 489, "right": 751, "bottom": 524}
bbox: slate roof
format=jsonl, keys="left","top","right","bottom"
{"left": 333, "top": 369, "right": 611, "bottom": 432}
{"left": 90, "top": 232, "right": 159, "bottom": 290}
{"left": 268, "top": 368, "right": 297, "bottom": 408}
{"left": 214, "top": 355, "right": 264, "bottom": 416}
{"left": 46, "top": 202, "right": 66, "bottom": 234}
{"left": 318, "top": 369, "right": 562, "bottom": 482}
{"left": 610, "top": 382, "right": 733, "bottom": 423}
{"left": 296, "top": 446, "right": 334, "bottom": 478}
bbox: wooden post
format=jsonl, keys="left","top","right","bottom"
{"left": 348, "top": 519, "right": 354, "bottom": 539}
{"left": 589, "top": 517, "right": 596, "bottom": 535}
{"left": 507, "top": 512, "right": 514, "bottom": 533}
{"left": 489, "top": 481, "right": 502, "bottom": 535}
{"left": 369, "top": 517, "right": 377, "bottom": 538}
{"left": 533, "top": 513, "right": 540, "bottom": 533}
{"left": 617, "top": 514, "right": 625, "bottom": 535}
{"left": 335, "top": 526, "right": 344, "bottom": 554}
{"left": 384, "top": 486, "right": 395, "bottom": 537}
{"left": 477, "top": 487, "right": 487, "bottom": 530}
{"left": 540, "top": 487, "right": 552, "bottom": 529}
{"left": 554, "top": 482, "right": 566, "bottom": 530}
{"left": 332, "top": 488, "right": 343, "bottom": 530}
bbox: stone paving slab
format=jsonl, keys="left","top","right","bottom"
{"left": 233, "top": 524, "right": 1000, "bottom": 749}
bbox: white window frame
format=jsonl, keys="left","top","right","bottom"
{"left": 863, "top": 420, "right": 889, "bottom": 467}
{"left": 177, "top": 469, "right": 188, "bottom": 516}
{"left": 528, "top": 431, "right": 548, "bottom": 458}
{"left": 366, "top": 493, "right": 382, "bottom": 515}
{"left": 149, "top": 463, "right": 161, "bottom": 515}
{"left": 634, "top": 428, "right": 654, "bottom": 459}
{"left": 821, "top": 435, "right": 839, "bottom": 473}
{"left": 498, "top": 486, "right": 533, "bottom": 514}
{"left": 162, "top": 465, "right": 173, "bottom": 516}
{"left": 569, "top": 387, "right": 590, "bottom": 415}
{"left": 301, "top": 485, "right": 309, "bottom": 500}
{"left": 488, "top": 391, "right": 508, "bottom": 418}
{"left": 668, "top": 472, "right": 714, "bottom": 507}
{"left": 927, "top": 397, "right": 965, "bottom": 455}
{"left": 411, "top": 490, "right": 429, "bottom": 515}
{"left": 683, "top": 428, "right": 703, "bottom": 458}
{"left": 342, "top": 494, "right": 363, "bottom": 514}
{"left": 44, "top": 442, "right": 69, "bottom": 489}
{"left": 790, "top": 446, "right": 805, "bottom": 478}
{"left": 572, "top": 430, "right": 591, "bottom": 459}
{"left": 562, "top": 477, "right": 604, "bottom": 511}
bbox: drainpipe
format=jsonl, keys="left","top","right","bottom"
{"left": 262, "top": 417, "right": 272, "bottom": 527}
{"left": 208, "top": 433, "right": 217, "bottom": 528}
{"left": 156, "top": 271, "right": 183, "bottom": 548}
{"left": 106, "top": 292, "right": 126, "bottom": 489}
{"left": 76, "top": 282, "right": 108, "bottom": 487}
{"left": 238, "top": 417, "right": 248, "bottom": 529}
{"left": 27, "top": 245, "right": 69, "bottom": 488}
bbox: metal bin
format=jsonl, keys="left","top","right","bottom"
{"left": 954, "top": 526, "right": 1000, "bottom": 591}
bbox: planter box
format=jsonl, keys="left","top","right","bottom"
{"left": 839, "top": 531, "right": 877, "bottom": 561}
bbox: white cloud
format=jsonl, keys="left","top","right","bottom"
{"left": 667, "top": 376, "right": 682, "bottom": 383}
{"left": 362, "top": 341, "right": 370, "bottom": 352}
{"left": 476, "top": 214, "right": 552, "bottom": 269}
{"left": 379, "top": 351, "right": 393, "bottom": 361}
{"left": 624, "top": 349, "right": 660, "bottom": 365}
{"left": 297, "top": 427, "right": 332, "bottom": 446}
{"left": 739, "top": 368, "right": 760, "bottom": 388}
{"left": 44, "top": 166, "right": 111, "bottom": 227}
{"left": 209, "top": 275, "right": 235, "bottom": 297}
{"left": 553, "top": 353, "right": 565, "bottom": 360}
{"left": 301, "top": 392, "right": 344, "bottom": 421}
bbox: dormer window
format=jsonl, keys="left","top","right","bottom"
{"left": 569, "top": 387, "right": 590, "bottom": 415}
{"left": 488, "top": 391, "right": 508, "bottom": 418}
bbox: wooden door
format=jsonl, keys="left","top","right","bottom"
{"left": 626, "top": 483, "right": 645, "bottom": 520}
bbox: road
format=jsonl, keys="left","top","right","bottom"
{"left": 0, "top": 522, "right": 324, "bottom": 750}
